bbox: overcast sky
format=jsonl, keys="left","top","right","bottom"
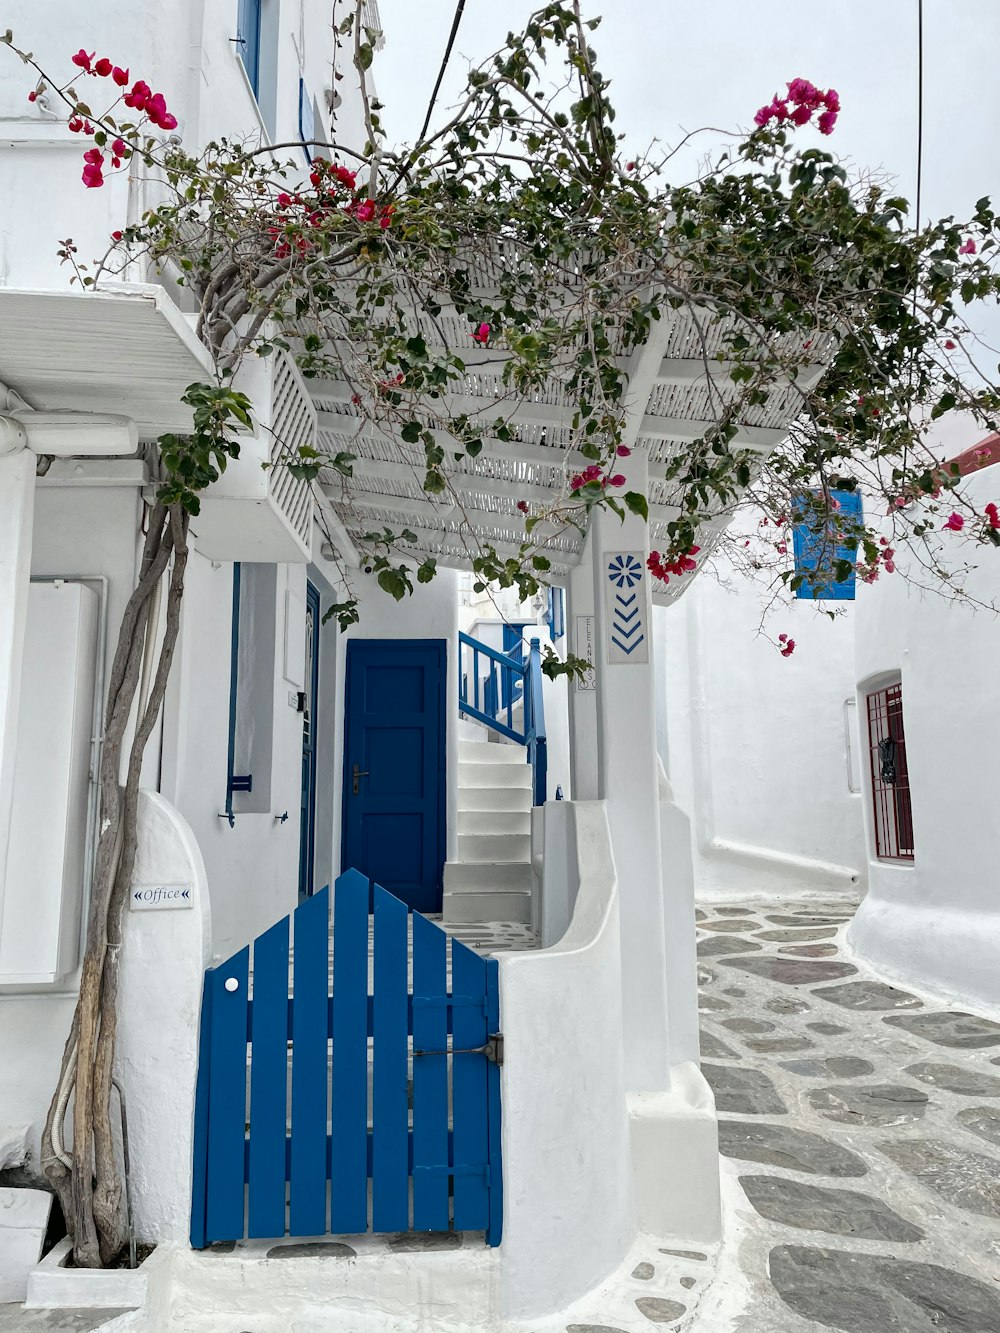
{"left": 373, "top": 1, "right": 1000, "bottom": 230}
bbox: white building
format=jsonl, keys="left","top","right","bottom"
{"left": 9, "top": 2, "right": 994, "bottom": 1328}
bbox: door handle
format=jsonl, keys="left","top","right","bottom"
{"left": 352, "top": 763, "right": 370, "bottom": 795}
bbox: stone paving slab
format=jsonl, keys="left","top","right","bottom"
{"left": 695, "top": 896, "right": 1000, "bottom": 1333}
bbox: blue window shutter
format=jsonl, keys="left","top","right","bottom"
{"left": 237, "top": 0, "right": 262, "bottom": 97}
{"left": 792, "top": 488, "right": 863, "bottom": 601}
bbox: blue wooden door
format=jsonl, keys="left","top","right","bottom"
{"left": 298, "top": 583, "right": 321, "bottom": 898}
{"left": 342, "top": 640, "right": 446, "bottom": 913}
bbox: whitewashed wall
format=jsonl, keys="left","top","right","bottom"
{"left": 658, "top": 554, "right": 867, "bottom": 900}
{"left": 849, "top": 459, "right": 1000, "bottom": 1015}
{"left": 499, "top": 801, "right": 634, "bottom": 1318}
{"left": 0, "top": 0, "right": 345, "bottom": 291}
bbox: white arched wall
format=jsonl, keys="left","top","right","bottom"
{"left": 849, "top": 463, "right": 1000, "bottom": 1017}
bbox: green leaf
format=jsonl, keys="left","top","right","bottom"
{"left": 623, "top": 491, "right": 648, "bottom": 521}
{"left": 400, "top": 421, "right": 422, "bottom": 443}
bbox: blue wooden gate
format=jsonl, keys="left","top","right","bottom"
{"left": 190, "top": 869, "right": 502, "bottom": 1248}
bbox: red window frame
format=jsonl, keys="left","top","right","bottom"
{"left": 866, "top": 682, "right": 914, "bottom": 861}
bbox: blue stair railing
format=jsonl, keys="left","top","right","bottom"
{"left": 458, "top": 630, "right": 547, "bottom": 806}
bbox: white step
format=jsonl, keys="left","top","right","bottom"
{"left": 443, "top": 890, "right": 533, "bottom": 924}
{"left": 457, "top": 833, "right": 531, "bottom": 864}
{"left": 458, "top": 739, "right": 525, "bottom": 764}
{"left": 1, "top": 1187, "right": 52, "bottom": 1303}
{"left": 458, "top": 809, "right": 531, "bottom": 835}
{"left": 458, "top": 786, "right": 532, "bottom": 813}
{"left": 444, "top": 861, "right": 533, "bottom": 892}
{"left": 459, "top": 761, "right": 532, "bottom": 789}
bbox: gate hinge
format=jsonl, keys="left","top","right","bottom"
{"left": 413, "top": 1032, "right": 503, "bottom": 1065}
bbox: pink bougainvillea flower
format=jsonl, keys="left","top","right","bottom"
{"left": 778, "top": 633, "right": 788, "bottom": 642}
{"left": 82, "top": 120, "right": 95, "bottom": 135}
{"left": 123, "top": 79, "right": 151, "bottom": 110}
{"left": 472, "top": 322, "right": 491, "bottom": 346}
{"left": 81, "top": 151, "right": 105, "bottom": 188}
{"left": 516, "top": 500, "right": 529, "bottom": 514}
{"left": 787, "top": 78, "right": 819, "bottom": 105}
{"left": 626, "top": 161, "right": 636, "bottom": 171}
{"left": 817, "top": 109, "right": 837, "bottom": 135}
{"left": 780, "top": 637, "right": 796, "bottom": 657}
{"left": 333, "top": 164, "right": 358, "bottom": 189}
{"left": 959, "top": 237, "right": 977, "bottom": 255}
{"left": 790, "top": 104, "right": 812, "bottom": 126}
{"left": 27, "top": 89, "right": 37, "bottom": 103}
{"left": 379, "top": 204, "right": 396, "bottom": 230}
{"left": 616, "top": 444, "right": 631, "bottom": 457}
{"left": 354, "top": 199, "right": 376, "bottom": 222}
{"left": 68, "top": 116, "right": 83, "bottom": 133}
{"left": 985, "top": 502, "right": 1000, "bottom": 530}
{"left": 71, "top": 49, "right": 95, "bottom": 72}
{"left": 111, "top": 137, "right": 127, "bottom": 157}
{"left": 277, "top": 192, "right": 292, "bottom": 208}
{"left": 111, "top": 229, "right": 123, "bottom": 241}
{"left": 944, "top": 339, "right": 956, "bottom": 350}
{"left": 943, "top": 511, "right": 965, "bottom": 531}
{"left": 823, "top": 88, "right": 840, "bottom": 111}
{"left": 350, "top": 393, "right": 362, "bottom": 406}
{"left": 112, "top": 66, "right": 129, "bottom": 87}
{"left": 608, "top": 474, "right": 627, "bottom": 487}
{"left": 94, "top": 57, "right": 113, "bottom": 78}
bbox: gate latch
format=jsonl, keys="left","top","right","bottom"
{"left": 414, "top": 1033, "right": 504, "bottom": 1065}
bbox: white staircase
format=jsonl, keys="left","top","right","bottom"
{"left": 443, "top": 736, "right": 534, "bottom": 924}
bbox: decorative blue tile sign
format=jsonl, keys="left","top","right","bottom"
{"left": 131, "top": 884, "right": 193, "bottom": 911}
{"left": 604, "top": 551, "right": 648, "bottom": 664}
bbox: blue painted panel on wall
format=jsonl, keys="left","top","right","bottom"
{"left": 792, "top": 488, "right": 863, "bottom": 600}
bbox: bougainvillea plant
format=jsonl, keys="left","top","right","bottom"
{"left": 5, "top": 0, "right": 1000, "bottom": 1265}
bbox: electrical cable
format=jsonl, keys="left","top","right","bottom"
{"left": 417, "top": 0, "right": 468, "bottom": 145}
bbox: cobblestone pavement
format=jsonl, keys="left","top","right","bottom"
{"left": 694, "top": 898, "right": 1000, "bottom": 1333}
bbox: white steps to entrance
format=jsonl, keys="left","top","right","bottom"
{"left": 444, "top": 738, "right": 534, "bottom": 925}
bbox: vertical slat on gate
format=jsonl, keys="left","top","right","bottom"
{"left": 290, "top": 887, "right": 330, "bottom": 1235}
{"left": 372, "top": 884, "right": 409, "bottom": 1231}
{"left": 189, "top": 973, "right": 214, "bottom": 1248}
{"left": 204, "top": 945, "right": 249, "bottom": 1242}
{"left": 248, "top": 915, "right": 290, "bottom": 1238}
{"left": 451, "top": 940, "right": 489, "bottom": 1229}
{"left": 485, "top": 957, "right": 503, "bottom": 1246}
{"left": 330, "top": 870, "right": 370, "bottom": 1232}
{"left": 411, "top": 912, "right": 449, "bottom": 1230}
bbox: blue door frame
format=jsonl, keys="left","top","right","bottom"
{"left": 341, "top": 640, "right": 447, "bottom": 914}
{"left": 298, "top": 582, "right": 321, "bottom": 898}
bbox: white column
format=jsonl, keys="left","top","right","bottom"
{"left": 0, "top": 451, "right": 36, "bottom": 904}
{"left": 567, "top": 538, "right": 600, "bottom": 800}
{"left": 592, "top": 452, "right": 672, "bottom": 1092}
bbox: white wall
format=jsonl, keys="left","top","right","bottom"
{"left": 849, "top": 461, "right": 1000, "bottom": 1015}
{"left": 0, "top": 0, "right": 352, "bottom": 292}
{"left": 659, "top": 559, "right": 867, "bottom": 900}
{"left": 160, "top": 552, "right": 305, "bottom": 960}
{"left": 499, "top": 801, "right": 634, "bottom": 1319}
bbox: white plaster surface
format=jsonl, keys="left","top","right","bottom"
{"left": 0, "top": 1186, "right": 51, "bottom": 1303}
{"left": 659, "top": 555, "right": 866, "bottom": 900}
{"left": 116, "top": 791, "right": 211, "bottom": 1243}
{"left": 498, "top": 801, "right": 636, "bottom": 1319}
{"left": 849, "top": 459, "right": 1000, "bottom": 1015}
{"left": 25, "top": 1237, "right": 146, "bottom": 1311}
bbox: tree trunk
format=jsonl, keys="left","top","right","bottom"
{"left": 41, "top": 503, "right": 191, "bottom": 1267}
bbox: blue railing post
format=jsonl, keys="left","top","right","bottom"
{"left": 458, "top": 629, "right": 548, "bottom": 804}
{"left": 526, "top": 638, "right": 547, "bottom": 806}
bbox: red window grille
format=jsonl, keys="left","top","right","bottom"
{"left": 866, "top": 682, "right": 915, "bottom": 861}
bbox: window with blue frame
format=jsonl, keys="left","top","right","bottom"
{"left": 237, "top": 0, "right": 262, "bottom": 97}
{"left": 791, "top": 488, "right": 863, "bottom": 600}
{"left": 546, "top": 586, "right": 565, "bottom": 640}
